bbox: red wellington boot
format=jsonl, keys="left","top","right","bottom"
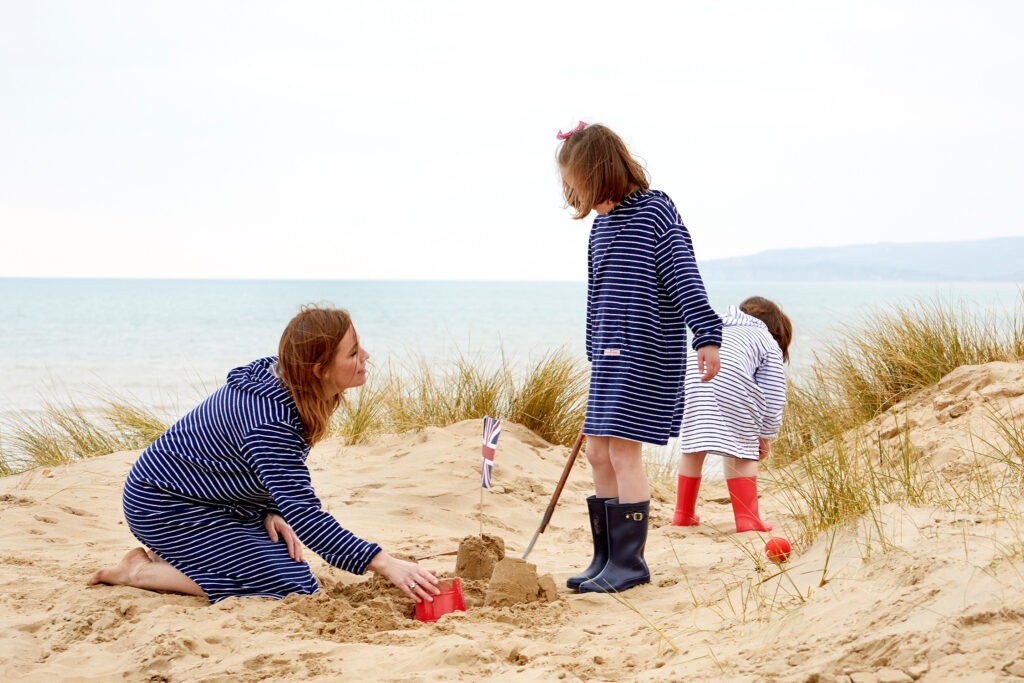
{"left": 726, "top": 477, "right": 772, "bottom": 533}
{"left": 672, "top": 475, "right": 701, "bottom": 526}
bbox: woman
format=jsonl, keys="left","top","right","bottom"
{"left": 90, "top": 305, "right": 440, "bottom": 603}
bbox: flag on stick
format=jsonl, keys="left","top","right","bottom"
{"left": 481, "top": 416, "right": 501, "bottom": 489}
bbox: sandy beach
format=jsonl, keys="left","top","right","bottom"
{"left": 3, "top": 361, "right": 1024, "bottom": 682}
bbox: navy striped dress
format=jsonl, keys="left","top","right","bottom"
{"left": 680, "top": 306, "right": 788, "bottom": 459}
{"left": 123, "top": 356, "right": 381, "bottom": 603}
{"left": 585, "top": 189, "right": 723, "bottom": 445}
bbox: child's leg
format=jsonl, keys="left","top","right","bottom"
{"left": 674, "top": 451, "right": 706, "bottom": 526}
{"left": 578, "top": 437, "right": 650, "bottom": 593}
{"left": 566, "top": 435, "right": 616, "bottom": 590}
{"left": 724, "top": 456, "right": 771, "bottom": 533}
{"left": 723, "top": 457, "right": 758, "bottom": 479}
{"left": 607, "top": 437, "right": 648, "bottom": 503}
{"left": 679, "top": 451, "right": 706, "bottom": 477}
{"left": 585, "top": 436, "right": 618, "bottom": 498}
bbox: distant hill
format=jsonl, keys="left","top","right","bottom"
{"left": 700, "top": 237, "right": 1024, "bottom": 282}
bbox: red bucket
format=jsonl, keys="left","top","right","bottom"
{"left": 414, "top": 578, "right": 466, "bottom": 622}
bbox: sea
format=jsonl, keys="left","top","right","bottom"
{"left": 1, "top": 278, "right": 1020, "bottom": 421}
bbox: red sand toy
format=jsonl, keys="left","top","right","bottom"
{"left": 414, "top": 578, "right": 466, "bottom": 622}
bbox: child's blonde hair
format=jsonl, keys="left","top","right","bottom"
{"left": 739, "top": 296, "right": 793, "bottom": 362}
{"left": 557, "top": 124, "right": 649, "bottom": 220}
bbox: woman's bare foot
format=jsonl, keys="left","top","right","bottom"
{"left": 89, "top": 547, "right": 150, "bottom": 586}
{"left": 88, "top": 547, "right": 205, "bottom": 597}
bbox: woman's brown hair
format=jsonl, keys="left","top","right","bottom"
{"left": 739, "top": 296, "right": 793, "bottom": 363}
{"left": 557, "top": 123, "right": 650, "bottom": 219}
{"left": 277, "top": 305, "right": 353, "bottom": 446}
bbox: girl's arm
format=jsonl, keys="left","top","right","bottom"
{"left": 654, "top": 223, "right": 723, "bottom": 351}
{"left": 585, "top": 238, "right": 594, "bottom": 363}
{"left": 755, "top": 342, "right": 787, "bottom": 437}
{"left": 243, "top": 421, "right": 382, "bottom": 574}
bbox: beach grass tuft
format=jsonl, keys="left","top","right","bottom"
{"left": 505, "top": 348, "right": 589, "bottom": 447}
{"left": 103, "top": 400, "right": 169, "bottom": 449}
{"left": 0, "top": 399, "right": 172, "bottom": 474}
{"left": 764, "top": 295, "right": 1024, "bottom": 544}
{"left": 0, "top": 351, "right": 590, "bottom": 475}
{"left": 329, "top": 348, "right": 588, "bottom": 448}
{"left": 773, "top": 296, "right": 1024, "bottom": 467}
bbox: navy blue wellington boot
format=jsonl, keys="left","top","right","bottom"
{"left": 577, "top": 499, "right": 650, "bottom": 593}
{"left": 566, "top": 496, "right": 612, "bottom": 590}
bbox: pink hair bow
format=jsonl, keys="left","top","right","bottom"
{"left": 556, "top": 121, "right": 587, "bottom": 140}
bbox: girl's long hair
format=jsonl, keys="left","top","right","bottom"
{"left": 739, "top": 296, "right": 793, "bottom": 362}
{"left": 557, "top": 123, "right": 650, "bottom": 219}
{"left": 277, "top": 305, "right": 353, "bottom": 445}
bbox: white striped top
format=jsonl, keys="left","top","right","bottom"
{"left": 680, "top": 306, "right": 787, "bottom": 459}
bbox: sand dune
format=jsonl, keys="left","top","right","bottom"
{"left": 3, "top": 363, "right": 1024, "bottom": 681}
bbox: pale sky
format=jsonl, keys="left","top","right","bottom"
{"left": 1, "top": 1, "right": 1021, "bottom": 280}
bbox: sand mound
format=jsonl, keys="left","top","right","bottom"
{"left": 455, "top": 533, "right": 505, "bottom": 580}
{"left": 484, "top": 558, "right": 558, "bottom": 607}
{"left": 850, "top": 360, "right": 1024, "bottom": 480}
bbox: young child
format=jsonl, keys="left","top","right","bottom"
{"left": 673, "top": 296, "right": 792, "bottom": 532}
{"left": 556, "top": 121, "right": 723, "bottom": 593}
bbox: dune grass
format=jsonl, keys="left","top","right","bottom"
{"left": 760, "top": 295, "right": 1024, "bottom": 543}
{"left": 1, "top": 349, "right": 589, "bottom": 473}
{"left": 772, "top": 297, "right": 1024, "bottom": 467}
{"left": 505, "top": 349, "right": 589, "bottom": 447}
{"left": 0, "top": 400, "right": 170, "bottom": 473}
{"left": 332, "top": 348, "right": 588, "bottom": 447}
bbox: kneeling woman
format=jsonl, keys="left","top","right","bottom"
{"left": 91, "top": 305, "right": 439, "bottom": 604}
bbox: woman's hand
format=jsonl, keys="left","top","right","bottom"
{"left": 368, "top": 552, "right": 440, "bottom": 603}
{"left": 758, "top": 437, "right": 771, "bottom": 460}
{"left": 264, "top": 513, "right": 303, "bottom": 562}
{"left": 697, "top": 345, "right": 720, "bottom": 382}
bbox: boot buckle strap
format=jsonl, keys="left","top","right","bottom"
{"left": 626, "top": 512, "right": 644, "bottom": 521}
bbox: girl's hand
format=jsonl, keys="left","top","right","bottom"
{"left": 758, "top": 437, "right": 771, "bottom": 460}
{"left": 264, "top": 513, "right": 303, "bottom": 562}
{"left": 697, "top": 345, "right": 720, "bottom": 382}
{"left": 368, "top": 552, "right": 441, "bottom": 603}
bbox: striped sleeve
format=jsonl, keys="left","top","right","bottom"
{"left": 754, "top": 341, "right": 788, "bottom": 437}
{"left": 242, "top": 421, "right": 382, "bottom": 574}
{"left": 586, "top": 238, "right": 594, "bottom": 363}
{"left": 653, "top": 223, "right": 723, "bottom": 350}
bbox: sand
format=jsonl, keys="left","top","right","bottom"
{"left": 3, "top": 362, "right": 1024, "bottom": 681}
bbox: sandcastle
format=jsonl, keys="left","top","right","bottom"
{"left": 455, "top": 534, "right": 558, "bottom": 608}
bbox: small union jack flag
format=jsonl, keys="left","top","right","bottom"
{"left": 481, "top": 416, "right": 502, "bottom": 489}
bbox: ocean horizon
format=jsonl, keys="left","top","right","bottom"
{"left": 1, "top": 277, "right": 1020, "bottom": 420}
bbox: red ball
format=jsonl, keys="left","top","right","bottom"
{"left": 764, "top": 536, "right": 792, "bottom": 564}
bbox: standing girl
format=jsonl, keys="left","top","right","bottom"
{"left": 673, "top": 296, "right": 791, "bottom": 532}
{"left": 556, "top": 122, "right": 723, "bottom": 593}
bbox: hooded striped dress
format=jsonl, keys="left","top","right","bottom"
{"left": 123, "top": 356, "right": 381, "bottom": 603}
{"left": 680, "top": 306, "right": 788, "bottom": 459}
{"left": 584, "top": 190, "right": 723, "bottom": 445}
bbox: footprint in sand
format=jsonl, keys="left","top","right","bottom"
{"left": 58, "top": 504, "right": 97, "bottom": 518}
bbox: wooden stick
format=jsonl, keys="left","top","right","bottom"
{"left": 521, "top": 432, "right": 585, "bottom": 560}
{"left": 415, "top": 549, "right": 459, "bottom": 561}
